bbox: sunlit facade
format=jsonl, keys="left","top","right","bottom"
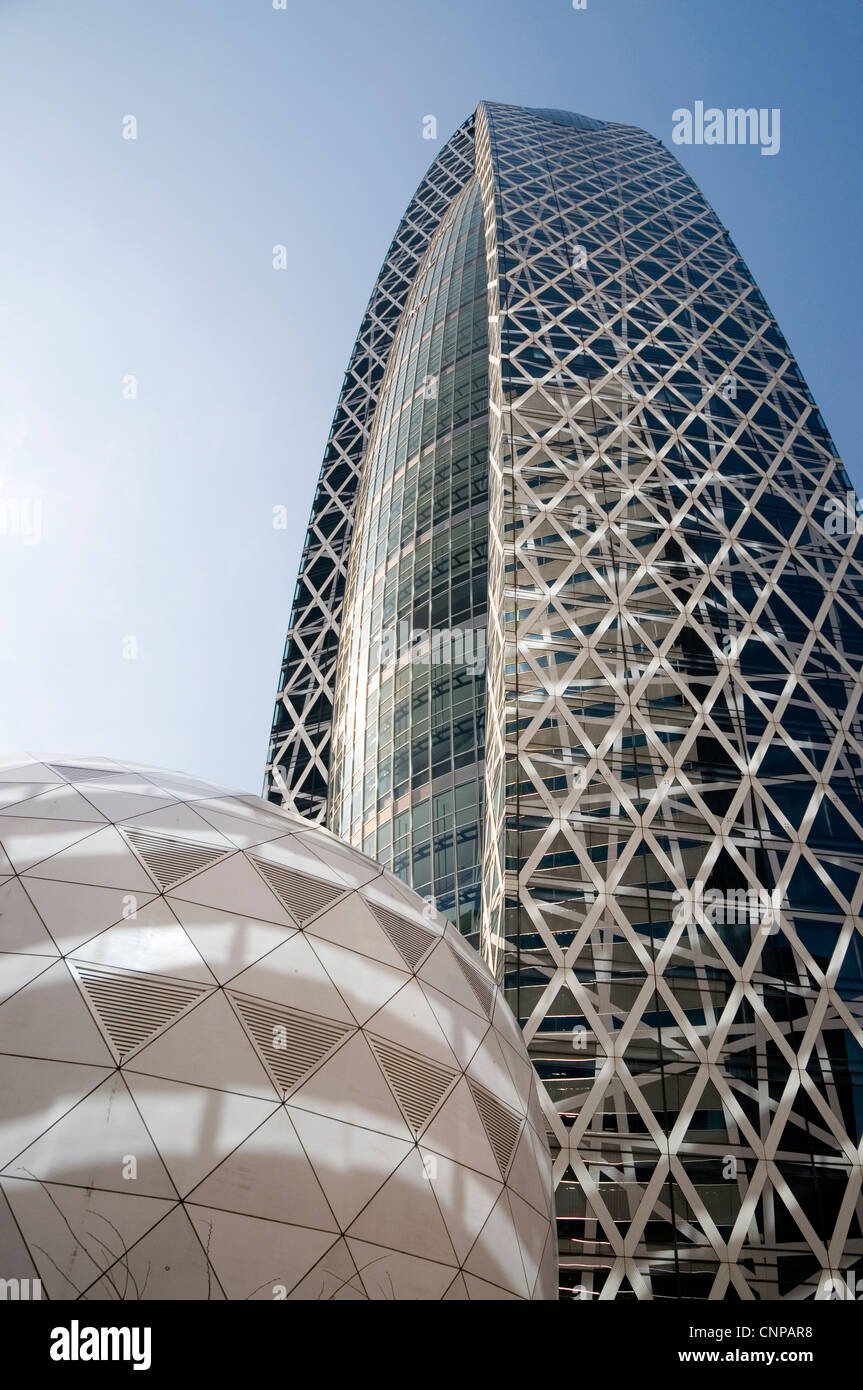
{"left": 267, "top": 103, "right": 863, "bottom": 1299}
{"left": 328, "top": 179, "right": 489, "bottom": 947}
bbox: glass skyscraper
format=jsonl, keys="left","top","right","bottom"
{"left": 267, "top": 102, "right": 863, "bottom": 1300}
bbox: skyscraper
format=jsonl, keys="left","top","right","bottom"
{"left": 267, "top": 102, "right": 863, "bottom": 1300}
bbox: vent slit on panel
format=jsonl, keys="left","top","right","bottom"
{"left": 72, "top": 963, "right": 211, "bottom": 1060}
{"left": 250, "top": 857, "right": 345, "bottom": 924}
{"left": 228, "top": 992, "right": 354, "bottom": 1096}
{"left": 468, "top": 1077, "right": 522, "bottom": 1177}
{"left": 48, "top": 763, "right": 126, "bottom": 783}
{"left": 450, "top": 946, "right": 496, "bottom": 1018}
{"left": 121, "top": 827, "right": 231, "bottom": 891}
{"left": 368, "top": 1034, "right": 458, "bottom": 1135}
{"left": 365, "top": 901, "right": 437, "bottom": 970}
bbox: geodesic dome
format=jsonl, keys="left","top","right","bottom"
{"left": 0, "top": 756, "right": 556, "bottom": 1300}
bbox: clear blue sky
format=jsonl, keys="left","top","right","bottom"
{"left": 1, "top": 0, "right": 860, "bottom": 794}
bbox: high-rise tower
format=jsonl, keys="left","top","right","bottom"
{"left": 267, "top": 103, "right": 863, "bottom": 1300}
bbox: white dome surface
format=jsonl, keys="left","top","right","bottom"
{"left": 0, "top": 756, "right": 557, "bottom": 1300}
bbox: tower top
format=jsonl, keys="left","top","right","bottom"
{"left": 521, "top": 106, "right": 609, "bottom": 130}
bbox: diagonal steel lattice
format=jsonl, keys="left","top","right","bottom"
{"left": 269, "top": 103, "right": 863, "bottom": 1299}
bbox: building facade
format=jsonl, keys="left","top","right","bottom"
{"left": 267, "top": 103, "right": 863, "bottom": 1300}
